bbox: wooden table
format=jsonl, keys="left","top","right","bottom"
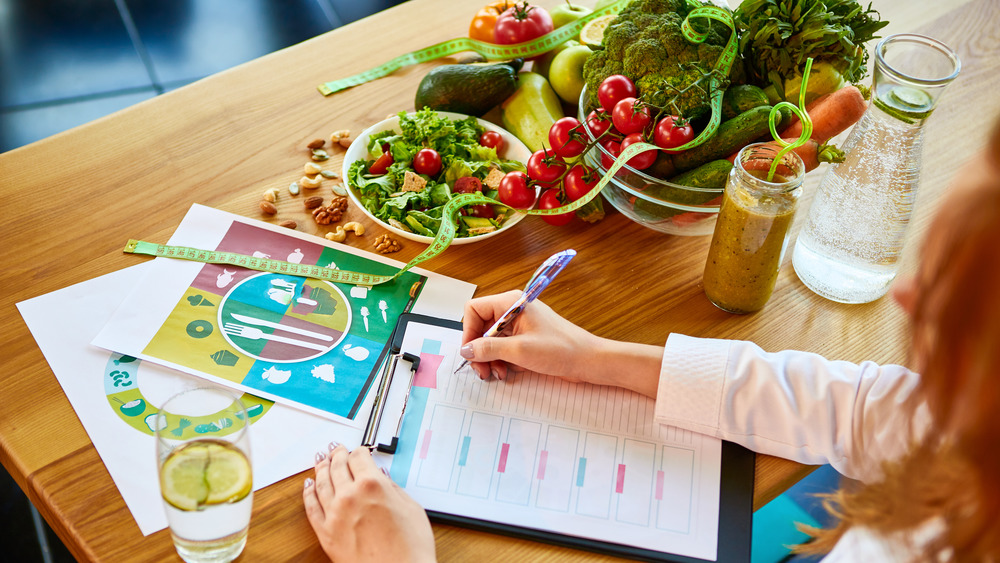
{"left": 2, "top": 0, "right": 997, "bottom": 560}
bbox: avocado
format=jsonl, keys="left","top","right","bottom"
{"left": 459, "top": 215, "right": 497, "bottom": 235}
{"left": 414, "top": 59, "right": 524, "bottom": 117}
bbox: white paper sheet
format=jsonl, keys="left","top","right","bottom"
{"left": 376, "top": 321, "right": 722, "bottom": 561}
{"left": 16, "top": 264, "right": 364, "bottom": 536}
{"left": 92, "top": 204, "right": 475, "bottom": 427}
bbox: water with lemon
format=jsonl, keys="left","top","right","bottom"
{"left": 160, "top": 439, "right": 253, "bottom": 563}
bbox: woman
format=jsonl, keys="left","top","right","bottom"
{"left": 302, "top": 122, "right": 1000, "bottom": 561}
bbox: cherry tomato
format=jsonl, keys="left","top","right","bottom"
{"left": 653, "top": 115, "right": 695, "bottom": 151}
{"left": 413, "top": 148, "right": 442, "bottom": 176}
{"left": 493, "top": 2, "right": 553, "bottom": 47}
{"left": 453, "top": 176, "right": 483, "bottom": 194}
{"left": 585, "top": 109, "right": 612, "bottom": 139}
{"left": 497, "top": 171, "right": 536, "bottom": 209}
{"left": 469, "top": 1, "right": 513, "bottom": 43}
{"left": 548, "top": 117, "right": 586, "bottom": 158}
{"left": 468, "top": 204, "right": 496, "bottom": 218}
{"left": 369, "top": 150, "right": 393, "bottom": 175}
{"left": 599, "top": 138, "right": 621, "bottom": 170}
{"left": 620, "top": 132, "right": 656, "bottom": 170}
{"left": 597, "top": 74, "right": 637, "bottom": 113}
{"left": 563, "top": 165, "right": 599, "bottom": 202}
{"left": 526, "top": 148, "right": 566, "bottom": 184}
{"left": 478, "top": 130, "right": 505, "bottom": 152}
{"left": 538, "top": 188, "right": 574, "bottom": 226}
{"left": 612, "top": 98, "right": 651, "bottom": 135}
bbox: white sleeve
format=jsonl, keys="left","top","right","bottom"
{"left": 653, "top": 333, "right": 928, "bottom": 482}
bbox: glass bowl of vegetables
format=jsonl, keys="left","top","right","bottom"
{"left": 342, "top": 110, "right": 532, "bottom": 245}
{"left": 577, "top": 85, "right": 723, "bottom": 236}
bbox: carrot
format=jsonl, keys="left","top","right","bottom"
{"left": 726, "top": 139, "right": 845, "bottom": 174}
{"left": 781, "top": 85, "right": 867, "bottom": 143}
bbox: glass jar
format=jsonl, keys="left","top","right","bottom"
{"left": 791, "top": 34, "right": 961, "bottom": 304}
{"left": 703, "top": 143, "right": 805, "bottom": 314}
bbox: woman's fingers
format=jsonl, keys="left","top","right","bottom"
{"left": 327, "top": 443, "right": 353, "bottom": 491}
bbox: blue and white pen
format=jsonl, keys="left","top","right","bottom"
{"left": 454, "top": 249, "right": 576, "bottom": 374}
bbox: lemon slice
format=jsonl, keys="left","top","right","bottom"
{"left": 161, "top": 441, "right": 251, "bottom": 511}
{"left": 579, "top": 14, "right": 617, "bottom": 48}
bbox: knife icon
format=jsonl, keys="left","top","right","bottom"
{"left": 229, "top": 313, "right": 334, "bottom": 342}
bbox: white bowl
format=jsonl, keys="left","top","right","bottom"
{"left": 342, "top": 111, "right": 532, "bottom": 245}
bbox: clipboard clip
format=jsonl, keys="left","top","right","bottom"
{"left": 361, "top": 350, "right": 420, "bottom": 454}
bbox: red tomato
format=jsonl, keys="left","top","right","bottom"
{"left": 454, "top": 176, "right": 483, "bottom": 193}
{"left": 538, "top": 188, "right": 574, "bottom": 226}
{"left": 597, "top": 74, "right": 637, "bottom": 113}
{"left": 497, "top": 171, "right": 536, "bottom": 209}
{"left": 599, "top": 138, "right": 621, "bottom": 170}
{"left": 612, "top": 98, "right": 651, "bottom": 135}
{"left": 369, "top": 150, "right": 393, "bottom": 175}
{"left": 413, "top": 148, "right": 442, "bottom": 176}
{"left": 469, "top": 1, "right": 513, "bottom": 43}
{"left": 563, "top": 165, "right": 599, "bottom": 202}
{"left": 653, "top": 116, "right": 695, "bottom": 151}
{"left": 478, "top": 130, "right": 505, "bottom": 152}
{"left": 548, "top": 117, "right": 586, "bottom": 158}
{"left": 468, "top": 204, "right": 496, "bottom": 218}
{"left": 526, "top": 148, "right": 566, "bottom": 184}
{"left": 493, "top": 3, "right": 553, "bottom": 46}
{"left": 586, "top": 109, "right": 612, "bottom": 139}
{"left": 620, "top": 132, "right": 656, "bottom": 170}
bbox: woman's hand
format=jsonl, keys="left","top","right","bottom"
{"left": 303, "top": 444, "right": 436, "bottom": 563}
{"left": 459, "top": 291, "right": 663, "bottom": 397}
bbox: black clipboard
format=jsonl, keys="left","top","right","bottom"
{"left": 388, "top": 313, "right": 754, "bottom": 563}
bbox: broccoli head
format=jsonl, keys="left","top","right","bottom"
{"left": 583, "top": 0, "right": 744, "bottom": 121}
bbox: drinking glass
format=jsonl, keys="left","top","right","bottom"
{"left": 155, "top": 387, "right": 253, "bottom": 563}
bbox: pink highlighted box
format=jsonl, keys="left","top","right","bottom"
{"left": 419, "top": 429, "right": 433, "bottom": 459}
{"left": 615, "top": 463, "right": 626, "bottom": 494}
{"left": 537, "top": 450, "right": 548, "bottom": 480}
{"left": 497, "top": 443, "right": 510, "bottom": 473}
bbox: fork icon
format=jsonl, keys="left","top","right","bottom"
{"left": 222, "top": 323, "right": 328, "bottom": 351}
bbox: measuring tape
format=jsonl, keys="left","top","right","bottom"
{"left": 130, "top": 4, "right": 738, "bottom": 283}
{"left": 317, "top": 2, "right": 629, "bottom": 96}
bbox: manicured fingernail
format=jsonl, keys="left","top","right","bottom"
{"left": 380, "top": 467, "right": 389, "bottom": 476}
{"left": 460, "top": 343, "right": 474, "bottom": 359}
{"left": 304, "top": 478, "right": 314, "bottom": 488}
{"left": 491, "top": 368, "right": 500, "bottom": 380}
{"left": 328, "top": 441, "right": 340, "bottom": 451}
{"left": 315, "top": 451, "right": 326, "bottom": 462}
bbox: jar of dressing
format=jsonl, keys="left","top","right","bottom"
{"left": 702, "top": 143, "right": 805, "bottom": 314}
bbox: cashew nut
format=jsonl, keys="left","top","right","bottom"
{"left": 324, "top": 226, "right": 347, "bottom": 242}
{"left": 300, "top": 175, "right": 322, "bottom": 189}
{"left": 304, "top": 162, "right": 323, "bottom": 176}
{"left": 343, "top": 221, "right": 365, "bottom": 235}
{"left": 261, "top": 187, "right": 279, "bottom": 203}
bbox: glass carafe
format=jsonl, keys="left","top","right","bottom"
{"left": 791, "top": 34, "right": 961, "bottom": 304}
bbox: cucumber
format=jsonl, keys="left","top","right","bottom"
{"left": 633, "top": 160, "right": 731, "bottom": 220}
{"left": 721, "top": 85, "right": 770, "bottom": 120}
{"left": 414, "top": 59, "right": 523, "bottom": 117}
{"left": 672, "top": 105, "right": 774, "bottom": 171}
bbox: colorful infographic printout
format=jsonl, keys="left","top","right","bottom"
{"left": 93, "top": 205, "right": 475, "bottom": 426}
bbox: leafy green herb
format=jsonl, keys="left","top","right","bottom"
{"left": 734, "top": 0, "right": 889, "bottom": 102}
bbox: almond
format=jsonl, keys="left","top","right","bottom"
{"left": 307, "top": 138, "right": 325, "bottom": 150}
{"left": 279, "top": 220, "right": 298, "bottom": 229}
{"left": 259, "top": 200, "right": 277, "bottom": 215}
{"left": 304, "top": 196, "right": 324, "bottom": 209}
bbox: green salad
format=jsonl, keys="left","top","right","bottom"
{"left": 347, "top": 109, "right": 526, "bottom": 238}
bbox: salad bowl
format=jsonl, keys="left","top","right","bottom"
{"left": 342, "top": 111, "right": 532, "bottom": 245}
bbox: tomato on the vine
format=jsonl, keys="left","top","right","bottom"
{"left": 653, "top": 116, "right": 695, "bottom": 151}
{"left": 586, "top": 109, "right": 612, "bottom": 138}
{"left": 548, "top": 117, "right": 585, "bottom": 158}
{"left": 611, "top": 97, "right": 651, "bottom": 135}
{"left": 369, "top": 150, "right": 393, "bottom": 175}
{"left": 526, "top": 148, "right": 566, "bottom": 185}
{"left": 538, "top": 188, "right": 574, "bottom": 226}
{"left": 497, "top": 171, "right": 536, "bottom": 209}
{"left": 563, "top": 165, "right": 599, "bottom": 202}
{"left": 453, "top": 176, "right": 483, "bottom": 194}
{"left": 597, "top": 74, "right": 636, "bottom": 113}
{"left": 413, "top": 148, "right": 441, "bottom": 176}
{"left": 478, "top": 130, "right": 504, "bottom": 152}
{"left": 493, "top": 2, "right": 553, "bottom": 47}
{"left": 469, "top": 1, "right": 513, "bottom": 43}
{"left": 620, "top": 132, "right": 656, "bottom": 170}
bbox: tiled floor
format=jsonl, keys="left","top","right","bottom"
{"left": 0, "top": 0, "right": 406, "bottom": 153}
{"left": 0, "top": 1, "right": 404, "bottom": 560}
